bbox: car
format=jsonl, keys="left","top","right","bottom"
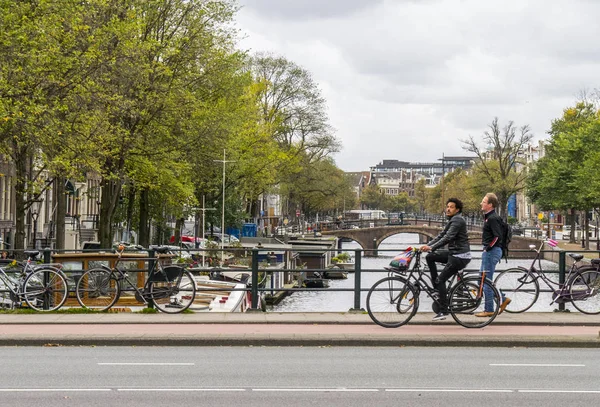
{"left": 205, "top": 233, "right": 239, "bottom": 244}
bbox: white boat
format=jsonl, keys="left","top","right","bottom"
{"left": 191, "top": 276, "right": 249, "bottom": 312}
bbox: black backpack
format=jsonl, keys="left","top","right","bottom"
{"left": 500, "top": 218, "right": 513, "bottom": 261}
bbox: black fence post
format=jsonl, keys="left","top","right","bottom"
{"left": 349, "top": 249, "right": 364, "bottom": 312}
{"left": 147, "top": 248, "right": 155, "bottom": 309}
{"left": 43, "top": 248, "right": 52, "bottom": 264}
{"left": 42, "top": 248, "right": 53, "bottom": 310}
{"left": 555, "top": 250, "right": 567, "bottom": 312}
{"left": 248, "top": 248, "right": 260, "bottom": 311}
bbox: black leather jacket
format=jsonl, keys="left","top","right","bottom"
{"left": 428, "top": 213, "right": 470, "bottom": 255}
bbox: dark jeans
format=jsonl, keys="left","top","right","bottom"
{"left": 425, "top": 250, "right": 471, "bottom": 312}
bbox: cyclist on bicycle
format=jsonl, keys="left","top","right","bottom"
{"left": 420, "top": 198, "right": 472, "bottom": 321}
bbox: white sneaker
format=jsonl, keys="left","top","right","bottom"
{"left": 432, "top": 312, "right": 448, "bottom": 321}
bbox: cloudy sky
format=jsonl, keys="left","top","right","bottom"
{"left": 235, "top": 0, "right": 600, "bottom": 172}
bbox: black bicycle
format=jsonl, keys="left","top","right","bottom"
{"left": 366, "top": 249, "right": 501, "bottom": 328}
{"left": 75, "top": 245, "right": 196, "bottom": 313}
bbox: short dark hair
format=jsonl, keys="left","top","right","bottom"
{"left": 446, "top": 198, "right": 463, "bottom": 212}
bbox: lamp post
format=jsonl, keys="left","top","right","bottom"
{"left": 193, "top": 196, "right": 216, "bottom": 267}
{"left": 214, "top": 150, "right": 235, "bottom": 264}
{"left": 30, "top": 199, "right": 42, "bottom": 249}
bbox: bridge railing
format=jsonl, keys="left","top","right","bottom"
{"left": 241, "top": 246, "right": 600, "bottom": 313}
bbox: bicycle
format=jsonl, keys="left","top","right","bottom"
{"left": 366, "top": 248, "right": 501, "bottom": 328}
{"left": 0, "top": 251, "right": 68, "bottom": 311}
{"left": 494, "top": 240, "right": 600, "bottom": 314}
{"left": 75, "top": 245, "right": 196, "bottom": 313}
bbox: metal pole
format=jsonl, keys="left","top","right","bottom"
{"left": 556, "top": 250, "right": 566, "bottom": 312}
{"left": 249, "top": 248, "right": 260, "bottom": 311}
{"left": 350, "top": 249, "right": 364, "bottom": 311}
{"left": 214, "top": 150, "right": 235, "bottom": 265}
{"left": 221, "top": 150, "right": 225, "bottom": 263}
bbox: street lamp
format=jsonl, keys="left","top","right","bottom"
{"left": 214, "top": 150, "right": 235, "bottom": 264}
{"left": 30, "top": 199, "right": 42, "bottom": 249}
{"left": 192, "top": 196, "right": 216, "bottom": 268}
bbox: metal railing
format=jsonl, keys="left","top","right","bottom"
{"left": 1, "top": 245, "right": 598, "bottom": 313}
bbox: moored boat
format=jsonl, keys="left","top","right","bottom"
{"left": 191, "top": 276, "right": 249, "bottom": 312}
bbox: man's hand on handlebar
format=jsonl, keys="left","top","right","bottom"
{"left": 420, "top": 245, "right": 432, "bottom": 252}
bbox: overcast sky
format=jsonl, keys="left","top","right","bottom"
{"left": 235, "top": 0, "right": 599, "bottom": 172}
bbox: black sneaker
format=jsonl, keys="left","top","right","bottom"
{"left": 432, "top": 312, "right": 448, "bottom": 321}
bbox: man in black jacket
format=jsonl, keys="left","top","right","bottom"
{"left": 476, "top": 192, "right": 511, "bottom": 317}
{"left": 420, "top": 198, "right": 471, "bottom": 321}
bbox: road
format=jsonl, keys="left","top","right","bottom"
{"left": 0, "top": 347, "right": 598, "bottom": 406}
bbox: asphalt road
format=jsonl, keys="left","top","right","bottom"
{"left": 0, "top": 347, "right": 598, "bottom": 406}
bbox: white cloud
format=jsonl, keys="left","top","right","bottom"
{"left": 236, "top": 0, "right": 600, "bottom": 171}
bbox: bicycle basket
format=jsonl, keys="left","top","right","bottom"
{"left": 388, "top": 248, "right": 415, "bottom": 272}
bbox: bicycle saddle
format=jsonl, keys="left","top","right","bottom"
{"left": 149, "top": 245, "right": 171, "bottom": 254}
{"left": 23, "top": 250, "right": 40, "bottom": 259}
{"left": 568, "top": 253, "right": 584, "bottom": 261}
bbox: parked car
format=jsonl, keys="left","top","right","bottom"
{"left": 205, "top": 233, "right": 239, "bottom": 244}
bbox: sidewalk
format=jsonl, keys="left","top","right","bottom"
{"left": 1, "top": 312, "right": 599, "bottom": 348}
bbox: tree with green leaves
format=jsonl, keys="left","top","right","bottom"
{"left": 359, "top": 184, "right": 387, "bottom": 210}
{"left": 527, "top": 102, "right": 600, "bottom": 243}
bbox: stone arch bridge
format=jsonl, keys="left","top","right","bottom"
{"left": 322, "top": 225, "right": 535, "bottom": 256}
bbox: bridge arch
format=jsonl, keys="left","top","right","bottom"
{"left": 323, "top": 225, "right": 485, "bottom": 256}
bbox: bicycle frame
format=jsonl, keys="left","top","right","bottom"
{"left": 386, "top": 252, "right": 463, "bottom": 306}
{"left": 514, "top": 241, "right": 583, "bottom": 304}
{"left": 98, "top": 250, "right": 181, "bottom": 305}
{"left": 0, "top": 266, "right": 24, "bottom": 305}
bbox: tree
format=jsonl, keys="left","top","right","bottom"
{"left": 462, "top": 117, "right": 533, "bottom": 217}
{"left": 249, "top": 53, "right": 340, "bottom": 165}
{"left": 442, "top": 168, "right": 480, "bottom": 215}
{"left": 414, "top": 178, "right": 428, "bottom": 214}
{"left": 248, "top": 53, "right": 341, "bottom": 219}
{"left": 527, "top": 102, "right": 600, "bottom": 243}
{"left": 0, "top": 0, "right": 87, "bottom": 251}
{"left": 359, "top": 184, "right": 386, "bottom": 210}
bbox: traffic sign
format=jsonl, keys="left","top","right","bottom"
{"left": 296, "top": 209, "right": 301, "bottom": 217}
{"left": 538, "top": 213, "right": 544, "bottom": 220}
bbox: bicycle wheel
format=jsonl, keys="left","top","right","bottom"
{"left": 76, "top": 268, "right": 120, "bottom": 311}
{"left": 449, "top": 277, "right": 499, "bottom": 328}
{"left": 494, "top": 268, "right": 539, "bottom": 313}
{"left": 22, "top": 268, "right": 68, "bottom": 311}
{"left": 569, "top": 269, "right": 600, "bottom": 314}
{"left": 149, "top": 267, "right": 196, "bottom": 313}
{"left": 366, "top": 276, "right": 419, "bottom": 328}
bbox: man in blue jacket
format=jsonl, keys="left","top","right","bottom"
{"left": 420, "top": 198, "right": 471, "bottom": 321}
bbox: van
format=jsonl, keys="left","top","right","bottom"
{"left": 562, "top": 225, "right": 597, "bottom": 240}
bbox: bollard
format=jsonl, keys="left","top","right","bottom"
{"left": 372, "top": 238, "right": 378, "bottom": 257}
{"left": 349, "top": 250, "right": 364, "bottom": 312}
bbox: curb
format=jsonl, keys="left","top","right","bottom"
{"left": 1, "top": 335, "right": 599, "bottom": 348}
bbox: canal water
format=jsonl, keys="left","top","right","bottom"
{"left": 270, "top": 234, "right": 570, "bottom": 313}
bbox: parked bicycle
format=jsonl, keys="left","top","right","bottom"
{"left": 366, "top": 248, "right": 501, "bottom": 328}
{"left": 0, "top": 251, "right": 68, "bottom": 311}
{"left": 494, "top": 240, "right": 600, "bottom": 314}
{"left": 75, "top": 245, "right": 196, "bottom": 313}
